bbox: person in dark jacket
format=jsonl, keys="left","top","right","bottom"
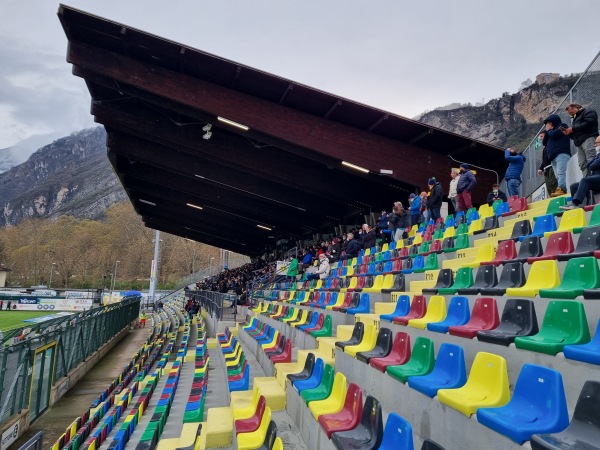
{"left": 536, "top": 131, "right": 558, "bottom": 195}
{"left": 543, "top": 114, "right": 572, "bottom": 197}
{"left": 504, "top": 148, "right": 526, "bottom": 197}
{"left": 456, "top": 163, "right": 476, "bottom": 212}
{"left": 486, "top": 183, "right": 508, "bottom": 206}
{"left": 427, "top": 178, "right": 443, "bottom": 222}
{"left": 339, "top": 233, "right": 361, "bottom": 260}
{"left": 561, "top": 136, "right": 600, "bottom": 210}
{"left": 562, "top": 104, "right": 599, "bottom": 177}
{"left": 359, "top": 224, "right": 377, "bottom": 250}
{"left": 408, "top": 193, "right": 421, "bottom": 226}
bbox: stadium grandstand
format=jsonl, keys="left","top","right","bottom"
{"left": 5, "top": 5, "right": 599, "bottom": 450}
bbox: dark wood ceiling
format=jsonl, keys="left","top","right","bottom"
{"left": 58, "top": 4, "right": 505, "bottom": 257}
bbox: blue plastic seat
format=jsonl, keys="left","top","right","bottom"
{"left": 347, "top": 293, "right": 370, "bottom": 315}
{"left": 407, "top": 343, "right": 467, "bottom": 398}
{"left": 379, "top": 413, "right": 414, "bottom": 450}
{"left": 294, "top": 358, "right": 324, "bottom": 392}
{"left": 402, "top": 255, "right": 424, "bottom": 274}
{"left": 477, "top": 364, "right": 569, "bottom": 444}
{"left": 563, "top": 318, "right": 600, "bottom": 365}
{"left": 380, "top": 295, "right": 410, "bottom": 322}
{"left": 426, "top": 296, "right": 470, "bottom": 334}
{"left": 495, "top": 202, "right": 509, "bottom": 216}
{"left": 524, "top": 214, "right": 557, "bottom": 240}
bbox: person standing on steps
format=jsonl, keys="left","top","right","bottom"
{"left": 543, "top": 114, "right": 571, "bottom": 197}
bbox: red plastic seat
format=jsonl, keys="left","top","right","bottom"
{"left": 448, "top": 297, "right": 500, "bottom": 338}
{"left": 332, "top": 293, "right": 353, "bottom": 312}
{"left": 480, "top": 240, "right": 517, "bottom": 267}
{"left": 349, "top": 276, "right": 366, "bottom": 292}
{"left": 397, "top": 247, "right": 410, "bottom": 260}
{"left": 393, "top": 296, "right": 427, "bottom": 326}
{"left": 370, "top": 332, "right": 411, "bottom": 372}
{"left": 426, "top": 239, "right": 442, "bottom": 255}
{"left": 527, "top": 231, "right": 574, "bottom": 263}
{"left": 303, "top": 313, "right": 324, "bottom": 334}
{"left": 270, "top": 339, "right": 292, "bottom": 364}
{"left": 502, "top": 196, "right": 528, "bottom": 217}
{"left": 235, "top": 395, "right": 266, "bottom": 435}
{"left": 228, "top": 361, "right": 249, "bottom": 381}
{"left": 318, "top": 383, "right": 363, "bottom": 438}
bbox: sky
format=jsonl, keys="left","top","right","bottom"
{"left": 1, "top": 0, "right": 599, "bottom": 162}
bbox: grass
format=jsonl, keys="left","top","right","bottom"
{"left": 0, "top": 311, "right": 58, "bottom": 331}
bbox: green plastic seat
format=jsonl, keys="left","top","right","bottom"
{"left": 443, "top": 233, "right": 470, "bottom": 253}
{"left": 515, "top": 301, "right": 590, "bottom": 355}
{"left": 433, "top": 229, "right": 444, "bottom": 240}
{"left": 574, "top": 203, "right": 600, "bottom": 233}
{"left": 437, "top": 267, "right": 473, "bottom": 295}
{"left": 455, "top": 223, "right": 469, "bottom": 235}
{"left": 539, "top": 256, "right": 600, "bottom": 299}
{"left": 386, "top": 336, "right": 435, "bottom": 383}
{"left": 310, "top": 315, "right": 333, "bottom": 338}
{"left": 413, "top": 252, "right": 439, "bottom": 274}
{"left": 491, "top": 199, "right": 503, "bottom": 213}
{"left": 301, "top": 364, "right": 335, "bottom": 403}
{"left": 545, "top": 197, "right": 567, "bottom": 215}
{"left": 417, "top": 241, "right": 431, "bottom": 255}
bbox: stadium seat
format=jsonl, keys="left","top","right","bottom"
{"left": 437, "top": 267, "right": 473, "bottom": 295}
{"left": 502, "top": 195, "right": 528, "bottom": 217}
{"left": 494, "top": 201, "right": 510, "bottom": 216}
{"left": 426, "top": 296, "right": 471, "bottom": 334}
{"left": 347, "top": 293, "right": 370, "bottom": 315}
{"left": 393, "top": 295, "right": 427, "bottom": 325}
{"left": 345, "top": 324, "right": 378, "bottom": 357}
{"left": 437, "top": 352, "right": 510, "bottom": 417}
{"left": 457, "top": 264, "right": 497, "bottom": 294}
{"left": 237, "top": 407, "right": 272, "bottom": 450}
{"left": 330, "top": 395, "right": 383, "bottom": 450}
{"left": 356, "top": 328, "right": 393, "bottom": 364}
{"left": 507, "top": 219, "right": 532, "bottom": 241}
{"left": 444, "top": 233, "right": 469, "bottom": 253}
{"left": 380, "top": 273, "right": 405, "bottom": 293}
{"left": 479, "top": 239, "right": 516, "bottom": 266}
{"left": 564, "top": 318, "right": 600, "bottom": 365}
{"left": 545, "top": 206, "right": 587, "bottom": 237}
{"left": 448, "top": 297, "right": 499, "bottom": 339}
{"left": 301, "top": 364, "right": 335, "bottom": 404}
{"left": 507, "top": 235, "right": 544, "bottom": 263}
{"left": 270, "top": 338, "right": 292, "bottom": 364}
{"left": 545, "top": 196, "right": 567, "bottom": 215}
{"left": 235, "top": 395, "right": 266, "bottom": 434}
{"left": 530, "top": 380, "right": 600, "bottom": 450}
{"left": 379, "top": 413, "right": 414, "bottom": 450}
{"left": 515, "top": 300, "right": 591, "bottom": 355}
{"left": 408, "top": 295, "right": 446, "bottom": 329}
{"left": 335, "top": 322, "right": 364, "bottom": 351}
{"left": 539, "top": 256, "right": 600, "bottom": 298}
{"left": 477, "top": 364, "right": 569, "bottom": 444}
{"left": 386, "top": 336, "right": 435, "bottom": 383}
{"left": 521, "top": 214, "right": 557, "bottom": 240}
{"left": 370, "top": 332, "right": 411, "bottom": 372}
{"left": 557, "top": 225, "right": 600, "bottom": 260}
{"left": 421, "top": 439, "right": 447, "bottom": 450}
{"left": 407, "top": 343, "right": 467, "bottom": 398}
{"left": 403, "top": 255, "right": 424, "bottom": 274}
{"left": 318, "top": 383, "right": 363, "bottom": 439}
{"left": 422, "top": 269, "right": 454, "bottom": 294}
{"left": 257, "top": 422, "right": 279, "bottom": 450}
{"left": 413, "top": 252, "right": 439, "bottom": 273}
{"left": 505, "top": 260, "right": 560, "bottom": 297}
{"left": 379, "top": 295, "right": 410, "bottom": 322}
{"left": 286, "top": 353, "right": 315, "bottom": 384}
{"left": 440, "top": 237, "right": 455, "bottom": 253}
{"left": 308, "top": 372, "right": 347, "bottom": 419}
{"left": 477, "top": 298, "right": 539, "bottom": 346}
{"left": 574, "top": 203, "right": 600, "bottom": 233}
{"left": 527, "top": 231, "right": 574, "bottom": 263}
{"left": 473, "top": 214, "right": 499, "bottom": 235}
{"left": 294, "top": 358, "right": 324, "bottom": 392}
{"left": 480, "top": 261, "right": 525, "bottom": 296}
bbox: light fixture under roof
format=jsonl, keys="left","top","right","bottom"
{"left": 218, "top": 116, "right": 249, "bottom": 131}
{"left": 186, "top": 203, "right": 203, "bottom": 210}
{"left": 139, "top": 199, "right": 156, "bottom": 206}
{"left": 341, "top": 161, "right": 370, "bottom": 174}
{"left": 256, "top": 224, "right": 272, "bottom": 231}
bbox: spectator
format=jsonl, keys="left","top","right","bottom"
{"left": 456, "top": 163, "right": 476, "bottom": 212}
{"left": 377, "top": 210, "right": 389, "bottom": 231}
{"left": 139, "top": 312, "right": 147, "bottom": 328}
{"left": 419, "top": 191, "right": 429, "bottom": 223}
{"left": 562, "top": 103, "right": 599, "bottom": 177}
{"left": 286, "top": 257, "right": 298, "bottom": 282}
{"left": 359, "top": 223, "right": 377, "bottom": 250}
{"left": 486, "top": 183, "right": 508, "bottom": 206}
{"left": 504, "top": 147, "right": 526, "bottom": 197}
{"left": 298, "top": 248, "right": 313, "bottom": 273}
{"left": 543, "top": 114, "right": 571, "bottom": 197}
{"left": 561, "top": 135, "right": 600, "bottom": 210}
{"left": 409, "top": 193, "right": 421, "bottom": 226}
{"left": 448, "top": 168, "right": 460, "bottom": 214}
{"left": 389, "top": 201, "right": 407, "bottom": 241}
{"left": 537, "top": 131, "right": 558, "bottom": 196}
{"left": 339, "top": 232, "right": 361, "bottom": 260}
{"left": 427, "top": 178, "right": 443, "bottom": 223}
{"left": 306, "top": 253, "right": 331, "bottom": 280}
{"left": 328, "top": 238, "right": 341, "bottom": 262}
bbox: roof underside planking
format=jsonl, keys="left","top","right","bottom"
{"left": 58, "top": 4, "right": 506, "bottom": 257}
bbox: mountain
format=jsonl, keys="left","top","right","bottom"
{"left": 0, "top": 147, "right": 17, "bottom": 173}
{"left": 0, "top": 127, "right": 127, "bottom": 227}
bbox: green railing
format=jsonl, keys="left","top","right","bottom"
{"left": 0, "top": 296, "right": 140, "bottom": 424}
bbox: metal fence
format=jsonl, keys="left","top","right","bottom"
{"left": 0, "top": 296, "right": 140, "bottom": 425}
{"left": 513, "top": 51, "right": 600, "bottom": 199}
{"left": 192, "top": 290, "right": 238, "bottom": 322}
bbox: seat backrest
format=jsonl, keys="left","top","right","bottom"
{"left": 557, "top": 207, "right": 587, "bottom": 232}
{"left": 558, "top": 256, "right": 600, "bottom": 289}
{"left": 319, "top": 364, "right": 335, "bottom": 391}
{"left": 350, "top": 321, "right": 365, "bottom": 341}
{"left": 392, "top": 295, "right": 411, "bottom": 316}
{"left": 494, "top": 202, "right": 510, "bottom": 216}
{"left": 541, "top": 231, "right": 574, "bottom": 258}
{"left": 574, "top": 225, "right": 600, "bottom": 252}
{"left": 497, "top": 261, "right": 526, "bottom": 287}
{"left": 456, "top": 223, "right": 469, "bottom": 235}
{"left": 470, "top": 297, "right": 499, "bottom": 326}
{"left": 482, "top": 214, "right": 499, "bottom": 231}
{"left": 446, "top": 296, "right": 471, "bottom": 323}
{"left": 465, "top": 352, "right": 509, "bottom": 396}
{"left": 540, "top": 301, "right": 590, "bottom": 341}
{"left": 359, "top": 324, "right": 377, "bottom": 346}
{"left": 411, "top": 255, "right": 425, "bottom": 271}
{"left": 443, "top": 226, "right": 456, "bottom": 239}
{"left": 472, "top": 264, "right": 498, "bottom": 288}
{"left": 410, "top": 336, "right": 435, "bottom": 366}
{"left": 452, "top": 267, "right": 474, "bottom": 289}
{"left": 522, "top": 260, "right": 560, "bottom": 290}
{"left": 510, "top": 219, "right": 532, "bottom": 240}
{"left": 261, "top": 421, "right": 278, "bottom": 450}
{"left": 452, "top": 233, "right": 470, "bottom": 251}
{"left": 532, "top": 214, "right": 557, "bottom": 236}
{"left": 360, "top": 395, "right": 383, "bottom": 448}
{"left": 433, "top": 343, "right": 467, "bottom": 383}
{"left": 441, "top": 237, "right": 455, "bottom": 251}
{"left": 329, "top": 372, "right": 348, "bottom": 405}
{"left": 429, "top": 239, "right": 442, "bottom": 253}
{"left": 516, "top": 235, "right": 543, "bottom": 259}
{"left": 380, "top": 413, "right": 413, "bottom": 450}
{"left": 435, "top": 269, "right": 454, "bottom": 288}
{"left": 445, "top": 214, "right": 455, "bottom": 227}
{"left": 390, "top": 331, "right": 411, "bottom": 360}
{"left": 545, "top": 196, "right": 567, "bottom": 215}
{"left": 500, "top": 299, "right": 538, "bottom": 333}
{"left": 512, "top": 364, "right": 568, "bottom": 420}
{"left": 402, "top": 258, "right": 413, "bottom": 271}
{"left": 391, "top": 273, "right": 405, "bottom": 290}
{"left": 573, "top": 380, "right": 600, "bottom": 428}
{"left": 342, "top": 383, "right": 363, "bottom": 418}
{"left": 409, "top": 296, "right": 427, "bottom": 316}
{"left": 421, "top": 439, "right": 447, "bottom": 450}
{"left": 427, "top": 296, "right": 447, "bottom": 318}
{"left": 350, "top": 292, "right": 361, "bottom": 308}
{"left": 320, "top": 315, "right": 333, "bottom": 334}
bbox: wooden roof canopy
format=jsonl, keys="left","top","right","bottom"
{"left": 58, "top": 4, "right": 505, "bottom": 257}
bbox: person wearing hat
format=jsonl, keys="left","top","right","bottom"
{"left": 543, "top": 113, "right": 571, "bottom": 197}
{"left": 486, "top": 183, "right": 507, "bottom": 206}
{"left": 306, "top": 252, "right": 331, "bottom": 280}
{"left": 456, "top": 163, "right": 477, "bottom": 212}
{"left": 427, "top": 177, "right": 444, "bottom": 223}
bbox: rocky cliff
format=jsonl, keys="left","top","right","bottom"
{"left": 0, "top": 127, "right": 127, "bottom": 227}
{"left": 419, "top": 75, "right": 578, "bottom": 150}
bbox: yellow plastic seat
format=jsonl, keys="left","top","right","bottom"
{"left": 505, "top": 259, "right": 560, "bottom": 297}
{"left": 544, "top": 207, "right": 587, "bottom": 238}
{"left": 408, "top": 295, "right": 447, "bottom": 329}
{"left": 292, "top": 309, "right": 309, "bottom": 328}
{"left": 412, "top": 233, "right": 424, "bottom": 245}
{"left": 233, "top": 387, "right": 260, "bottom": 421}
{"left": 437, "top": 352, "right": 510, "bottom": 417}
{"left": 468, "top": 219, "right": 483, "bottom": 235}
{"left": 344, "top": 323, "right": 378, "bottom": 357}
{"left": 272, "top": 437, "right": 284, "bottom": 450}
{"left": 346, "top": 277, "right": 359, "bottom": 291}
{"left": 326, "top": 294, "right": 346, "bottom": 310}
{"left": 381, "top": 243, "right": 389, "bottom": 252}
{"left": 443, "top": 226, "right": 456, "bottom": 239}
{"left": 282, "top": 308, "right": 300, "bottom": 323}
{"left": 237, "top": 406, "right": 271, "bottom": 450}
{"left": 478, "top": 203, "right": 494, "bottom": 220}
{"left": 362, "top": 275, "right": 384, "bottom": 293}
{"left": 308, "top": 372, "right": 347, "bottom": 419}
{"left": 408, "top": 225, "right": 418, "bottom": 237}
